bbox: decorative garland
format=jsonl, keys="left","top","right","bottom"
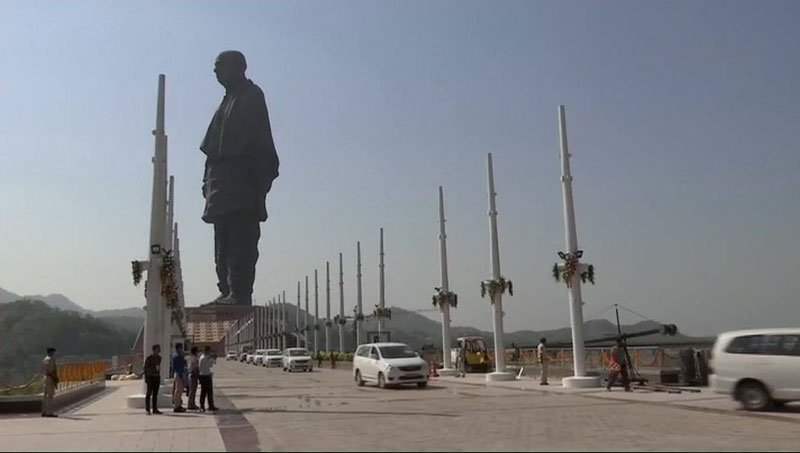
{"left": 159, "top": 250, "right": 187, "bottom": 338}
{"left": 131, "top": 261, "right": 142, "bottom": 286}
{"left": 480, "top": 277, "right": 513, "bottom": 302}
{"left": 373, "top": 307, "right": 392, "bottom": 320}
{"left": 325, "top": 320, "right": 333, "bottom": 328}
{"left": 354, "top": 313, "right": 365, "bottom": 322}
{"left": 313, "top": 324, "right": 321, "bottom": 332}
{"left": 552, "top": 251, "right": 595, "bottom": 288}
{"left": 432, "top": 290, "right": 458, "bottom": 309}
{"left": 334, "top": 315, "right": 347, "bottom": 326}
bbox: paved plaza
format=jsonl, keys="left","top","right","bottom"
{"left": 1, "top": 361, "right": 799, "bottom": 451}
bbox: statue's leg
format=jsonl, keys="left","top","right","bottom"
{"left": 227, "top": 217, "right": 261, "bottom": 306}
{"left": 214, "top": 220, "right": 231, "bottom": 298}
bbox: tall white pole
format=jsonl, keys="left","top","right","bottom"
{"left": 281, "top": 290, "right": 287, "bottom": 351}
{"left": 437, "top": 186, "right": 455, "bottom": 374}
{"left": 338, "top": 253, "right": 345, "bottom": 353}
{"left": 162, "top": 175, "right": 175, "bottom": 376}
{"left": 485, "top": 153, "right": 514, "bottom": 382}
{"left": 557, "top": 105, "right": 600, "bottom": 388}
{"left": 296, "top": 281, "right": 301, "bottom": 348}
{"left": 378, "top": 228, "right": 386, "bottom": 335}
{"left": 314, "top": 269, "right": 319, "bottom": 355}
{"left": 356, "top": 241, "right": 363, "bottom": 346}
{"left": 304, "top": 275, "right": 309, "bottom": 349}
{"left": 269, "top": 299, "right": 274, "bottom": 349}
{"left": 325, "top": 261, "right": 331, "bottom": 353}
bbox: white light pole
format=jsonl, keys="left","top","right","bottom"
{"left": 296, "top": 281, "right": 301, "bottom": 348}
{"left": 314, "top": 269, "right": 319, "bottom": 355}
{"left": 484, "top": 153, "right": 514, "bottom": 382}
{"left": 268, "top": 299, "right": 274, "bottom": 349}
{"left": 356, "top": 241, "right": 364, "bottom": 345}
{"left": 325, "top": 261, "right": 331, "bottom": 353}
{"left": 377, "top": 228, "right": 387, "bottom": 335}
{"left": 557, "top": 105, "right": 600, "bottom": 388}
{"left": 281, "top": 290, "right": 287, "bottom": 351}
{"left": 127, "top": 74, "right": 168, "bottom": 408}
{"left": 338, "top": 252, "right": 345, "bottom": 353}
{"left": 436, "top": 186, "right": 456, "bottom": 376}
{"left": 304, "top": 275, "right": 309, "bottom": 349}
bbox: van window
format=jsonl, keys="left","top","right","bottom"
{"left": 356, "top": 346, "right": 370, "bottom": 357}
{"left": 725, "top": 335, "right": 763, "bottom": 354}
{"left": 765, "top": 335, "right": 800, "bottom": 357}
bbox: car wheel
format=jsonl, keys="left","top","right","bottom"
{"left": 737, "top": 381, "right": 772, "bottom": 411}
{"left": 417, "top": 381, "right": 428, "bottom": 388}
{"left": 355, "top": 370, "right": 365, "bottom": 387}
{"left": 378, "top": 372, "right": 386, "bottom": 389}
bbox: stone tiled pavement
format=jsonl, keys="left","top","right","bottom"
{"left": 2, "top": 361, "right": 800, "bottom": 451}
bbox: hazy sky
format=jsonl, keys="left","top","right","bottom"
{"left": 2, "top": 0, "right": 799, "bottom": 336}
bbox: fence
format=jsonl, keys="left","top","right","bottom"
{"left": 0, "top": 360, "right": 109, "bottom": 396}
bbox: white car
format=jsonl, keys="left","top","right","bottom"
{"left": 245, "top": 353, "right": 255, "bottom": 364}
{"left": 353, "top": 342, "right": 429, "bottom": 388}
{"left": 282, "top": 348, "right": 313, "bottom": 372}
{"left": 710, "top": 328, "right": 800, "bottom": 411}
{"left": 262, "top": 349, "right": 282, "bottom": 368}
{"left": 253, "top": 349, "right": 267, "bottom": 365}
{"left": 225, "top": 351, "right": 238, "bottom": 361}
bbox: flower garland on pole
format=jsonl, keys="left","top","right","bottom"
{"left": 373, "top": 306, "right": 392, "bottom": 320}
{"left": 334, "top": 315, "right": 347, "bottom": 326}
{"left": 432, "top": 289, "right": 458, "bottom": 309}
{"left": 159, "top": 250, "right": 187, "bottom": 338}
{"left": 131, "top": 261, "right": 143, "bottom": 286}
{"left": 480, "top": 277, "right": 513, "bottom": 302}
{"left": 552, "top": 250, "right": 595, "bottom": 288}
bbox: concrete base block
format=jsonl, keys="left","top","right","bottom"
{"left": 562, "top": 376, "right": 602, "bottom": 388}
{"left": 126, "top": 393, "right": 172, "bottom": 409}
{"left": 437, "top": 368, "right": 457, "bottom": 376}
{"left": 485, "top": 371, "right": 516, "bottom": 382}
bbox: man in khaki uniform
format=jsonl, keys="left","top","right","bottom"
{"left": 537, "top": 338, "right": 549, "bottom": 386}
{"left": 41, "top": 347, "right": 59, "bottom": 417}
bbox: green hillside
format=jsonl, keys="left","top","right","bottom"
{"left": 0, "top": 300, "right": 136, "bottom": 385}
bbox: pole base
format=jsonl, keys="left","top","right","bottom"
{"left": 437, "top": 368, "right": 457, "bottom": 376}
{"left": 562, "top": 376, "right": 601, "bottom": 388}
{"left": 126, "top": 393, "right": 172, "bottom": 409}
{"left": 485, "top": 371, "right": 516, "bottom": 382}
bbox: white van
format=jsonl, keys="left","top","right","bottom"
{"left": 353, "top": 342, "right": 429, "bottom": 389}
{"left": 710, "top": 328, "right": 800, "bottom": 410}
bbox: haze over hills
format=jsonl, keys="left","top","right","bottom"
{"left": 1, "top": 287, "right": 711, "bottom": 349}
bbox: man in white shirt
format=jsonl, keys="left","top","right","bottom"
{"left": 537, "top": 338, "right": 549, "bottom": 386}
{"left": 198, "top": 347, "right": 218, "bottom": 411}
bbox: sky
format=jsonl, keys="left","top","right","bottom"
{"left": 1, "top": 0, "right": 799, "bottom": 337}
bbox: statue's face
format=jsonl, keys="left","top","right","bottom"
{"left": 214, "top": 54, "right": 240, "bottom": 87}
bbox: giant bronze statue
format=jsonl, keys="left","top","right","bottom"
{"left": 201, "top": 51, "right": 279, "bottom": 306}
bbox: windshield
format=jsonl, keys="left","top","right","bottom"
{"left": 379, "top": 345, "right": 418, "bottom": 359}
{"left": 267, "top": 350, "right": 280, "bottom": 355}
{"left": 289, "top": 350, "right": 309, "bottom": 357}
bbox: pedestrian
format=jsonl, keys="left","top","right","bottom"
{"left": 172, "top": 343, "right": 187, "bottom": 412}
{"left": 41, "top": 347, "right": 59, "bottom": 417}
{"left": 187, "top": 347, "right": 200, "bottom": 410}
{"left": 330, "top": 351, "right": 337, "bottom": 369}
{"left": 537, "top": 338, "right": 549, "bottom": 386}
{"left": 199, "top": 346, "right": 218, "bottom": 412}
{"left": 456, "top": 340, "right": 467, "bottom": 378}
{"left": 317, "top": 352, "right": 323, "bottom": 368}
{"left": 144, "top": 344, "right": 162, "bottom": 415}
{"left": 606, "top": 339, "right": 631, "bottom": 392}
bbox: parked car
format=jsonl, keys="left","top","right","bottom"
{"left": 253, "top": 349, "right": 267, "bottom": 365}
{"left": 263, "top": 349, "right": 282, "bottom": 368}
{"left": 246, "top": 353, "right": 256, "bottom": 364}
{"left": 282, "top": 348, "right": 312, "bottom": 372}
{"left": 226, "top": 351, "right": 238, "bottom": 361}
{"left": 710, "top": 328, "right": 800, "bottom": 411}
{"left": 353, "top": 342, "right": 429, "bottom": 389}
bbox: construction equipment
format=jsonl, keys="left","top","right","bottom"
{"left": 451, "top": 336, "right": 492, "bottom": 373}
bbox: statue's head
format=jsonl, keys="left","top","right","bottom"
{"left": 214, "top": 50, "right": 247, "bottom": 88}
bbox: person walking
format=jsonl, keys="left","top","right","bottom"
{"left": 187, "top": 347, "right": 200, "bottom": 410}
{"left": 171, "top": 343, "right": 187, "bottom": 412}
{"left": 537, "top": 338, "right": 549, "bottom": 386}
{"left": 144, "top": 344, "right": 163, "bottom": 415}
{"left": 606, "top": 339, "right": 631, "bottom": 392}
{"left": 456, "top": 340, "right": 467, "bottom": 378}
{"left": 330, "top": 351, "right": 337, "bottom": 369}
{"left": 41, "top": 347, "right": 59, "bottom": 417}
{"left": 199, "top": 346, "right": 218, "bottom": 412}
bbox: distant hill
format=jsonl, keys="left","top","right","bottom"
{"left": 0, "top": 287, "right": 144, "bottom": 324}
{"left": 0, "top": 300, "right": 137, "bottom": 385}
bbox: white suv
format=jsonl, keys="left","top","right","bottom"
{"left": 353, "top": 342, "right": 429, "bottom": 389}
{"left": 282, "top": 348, "right": 312, "bottom": 372}
{"left": 263, "top": 349, "right": 282, "bottom": 368}
{"left": 253, "top": 349, "right": 267, "bottom": 365}
{"left": 710, "top": 328, "right": 800, "bottom": 411}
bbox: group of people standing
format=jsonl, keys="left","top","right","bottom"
{"left": 143, "top": 343, "right": 218, "bottom": 415}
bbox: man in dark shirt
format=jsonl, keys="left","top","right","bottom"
{"left": 171, "top": 343, "right": 187, "bottom": 412}
{"left": 201, "top": 50, "right": 279, "bottom": 306}
{"left": 143, "top": 344, "right": 162, "bottom": 415}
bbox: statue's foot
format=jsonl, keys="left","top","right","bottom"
{"left": 218, "top": 294, "right": 252, "bottom": 306}
{"left": 202, "top": 293, "right": 230, "bottom": 307}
